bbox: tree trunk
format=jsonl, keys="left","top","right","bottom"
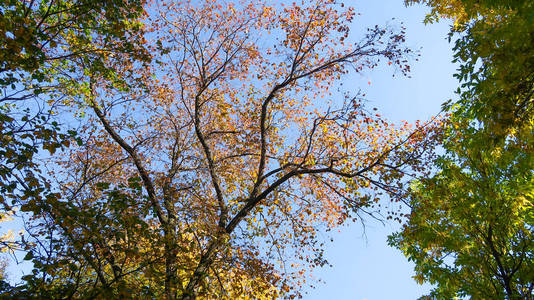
{"left": 180, "top": 239, "right": 222, "bottom": 300}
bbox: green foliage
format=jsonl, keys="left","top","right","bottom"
{"left": 450, "top": 1, "right": 534, "bottom": 135}
{"left": 0, "top": 104, "right": 73, "bottom": 212}
{"left": 0, "top": 0, "right": 149, "bottom": 207}
{"left": 0, "top": 0, "right": 149, "bottom": 297}
{"left": 0, "top": 0, "right": 147, "bottom": 81}
{"left": 389, "top": 125, "right": 534, "bottom": 299}
{"left": 408, "top": 0, "right": 534, "bottom": 134}
{"left": 391, "top": 0, "right": 534, "bottom": 299}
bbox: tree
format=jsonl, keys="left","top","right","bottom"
{"left": 390, "top": 0, "right": 534, "bottom": 299}
{"left": 0, "top": 0, "right": 148, "bottom": 278}
{"left": 0, "top": 0, "right": 149, "bottom": 202}
{"left": 3, "top": 0, "right": 440, "bottom": 298}
{"left": 405, "top": 0, "right": 534, "bottom": 133}
{"left": 389, "top": 122, "right": 534, "bottom": 299}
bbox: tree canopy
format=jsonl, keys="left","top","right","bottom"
{"left": 0, "top": 0, "right": 148, "bottom": 232}
{"left": 390, "top": 0, "right": 534, "bottom": 299}
{"left": 0, "top": 0, "right": 441, "bottom": 299}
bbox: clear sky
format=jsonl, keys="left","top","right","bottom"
{"left": 303, "top": 0, "right": 458, "bottom": 299}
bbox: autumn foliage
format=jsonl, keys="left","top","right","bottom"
{"left": 0, "top": 0, "right": 440, "bottom": 298}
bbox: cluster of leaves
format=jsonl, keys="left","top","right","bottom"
{"left": 0, "top": 106, "right": 69, "bottom": 208}
{"left": 0, "top": 0, "right": 147, "bottom": 79}
{"left": 0, "top": 0, "right": 149, "bottom": 204}
{"left": 390, "top": 120, "right": 534, "bottom": 299}
{"left": 390, "top": 0, "right": 534, "bottom": 299}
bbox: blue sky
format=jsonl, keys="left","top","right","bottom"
{"left": 303, "top": 0, "right": 458, "bottom": 299}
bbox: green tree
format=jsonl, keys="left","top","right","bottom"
{"left": 390, "top": 0, "right": 534, "bottom": 299}
{"left": 390, "top": 122, "right": 534, "bottom": 299}
{"left": 0, "top": 0, "right": 148, "bottom": 297}
{"left": 405, "top": 0, "right": 534, "bottom": 133}
{"left": 0, "top": 0, "right": 148, "bottom": 205}
{"left": 0, "top": 0, "right": 148, "bottom": 200}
